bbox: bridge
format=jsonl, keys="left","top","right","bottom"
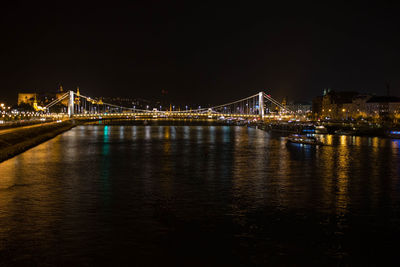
{"left": 43, "top": 90, "right": 297, "bottom": 120}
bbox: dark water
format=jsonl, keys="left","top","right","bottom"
{"left": 0, "top": 125, "right": 399, "bottom": 266}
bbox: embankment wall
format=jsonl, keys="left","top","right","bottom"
{"left": 0, "top": 121, "right": 75, "bottom": 163}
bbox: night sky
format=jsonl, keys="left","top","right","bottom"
{"left": 1, "top": 2, "right": 399, "bottom": 105}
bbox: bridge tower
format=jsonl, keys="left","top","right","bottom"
{"left": 259, "top": 92, "right": 264, "bottom": 118}
{"left": 68, "top": 90, "right": 74, "bottom": 117}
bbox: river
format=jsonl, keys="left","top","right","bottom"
{"left": 0, "top": 125, "right": 399, "bottom": 265}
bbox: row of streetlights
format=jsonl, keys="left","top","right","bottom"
{"left": 0, "top": 103, "right": 11, "bottom": 110}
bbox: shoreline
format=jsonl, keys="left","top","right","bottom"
{"left": 0, "top": 121, "right": 75, "bottom": 163}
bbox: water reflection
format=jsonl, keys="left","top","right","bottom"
{"left": 336, "top": 138, "right": 350, "bottom": 217}
{"left": 145, "top": 126, "right": 151, "bottom": 140}
{"left": 0, "top": 126, "right": 399, "bottom": 265}
{"left": 101, "top": 126, "right": 111, "bottom": 207}
{"left": 392, "top": 140, "right": 400, "bottom": 149}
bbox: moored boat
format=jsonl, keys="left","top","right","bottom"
{"left": 315, "top": 125, "right": 328, "bottom": 134}
{"left": 387, "top": 130, "right": 400, "bottom": 139}
{"left": 334, "top": 129, "right": 356, "bottom": 135}
{"left": 286, "top": 134, "right": 323, "bottom": 145}
{"left": 301, "top": 125, "right": 315, "bottom": 134}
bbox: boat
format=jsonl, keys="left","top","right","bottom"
{"left": 334, "top": 129, "right": 356, "bottom": 135}
{"left": 315, "top": 125, "right": 328, "bottom": 134}
{"left": 286, "top": 134, "right": 323, "bottom": 145}
{"left": 387, "top": 130, "right": 400, "bottom": 139}
{"left": 301, "top": 126, "right": 315, "bottom": 134}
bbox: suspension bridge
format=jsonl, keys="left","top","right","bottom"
{"left": 43, "top": 91, "right": 296, "bottom": 120}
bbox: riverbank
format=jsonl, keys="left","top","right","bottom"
{"left": 0, "top": 119, "right": 58, "bottom": 130}
{"left": 0, "top": 120, "right": 75, "bottom": 163}
{"left": 262, "top": 121, "right": 392, "bottom": 137}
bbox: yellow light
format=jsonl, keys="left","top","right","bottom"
{"left": 342, "top": 109, "right": 346, "bottom": 112}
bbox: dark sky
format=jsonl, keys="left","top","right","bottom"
{"left": 0, "top": 1, "right": 399, "bottom": 104}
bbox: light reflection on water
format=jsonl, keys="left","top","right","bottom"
{"left": 0, "top": 126, "right": 399, "bottom": 265}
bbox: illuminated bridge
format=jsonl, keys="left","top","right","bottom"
{"left": 44, "top": 91, "right": 295, "bottom": 120}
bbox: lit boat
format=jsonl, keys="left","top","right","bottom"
{"left": 302, "top": 126, "right": 315, "bottom": 134}
{"left": 315, "top": 125, "right": 328, "bottom": 134}
{"left": 286, "top": 134, "right": 323, "bottom": 145}
{"left": 334, "top": 129, "right": 356, "bottom": 135}
{"left": 387, "top": 130, "right": 400, "bottom": 139}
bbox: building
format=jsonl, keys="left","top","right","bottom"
{"left": 313, "top": 87, "right": 400, "bottom": 121}
{"left": 17, "top": 84, "right": 72, "bottom": 111}
{"left": 342, "top": 94, "right": 371, "bottom": 119}
{"left": 366, "top": 96, "right": 400, "bottom": 118}
{"left": 320, "top": 90, "right": 358, "bottom": 120}
{"left": 312, "top": 96, "right": 323, "bottom": 118}
{"left": 18, "top": 93, "right": 37, "bottom": 105}
{"left": 287, "top": 101, "right": 312, "bottom": 114}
